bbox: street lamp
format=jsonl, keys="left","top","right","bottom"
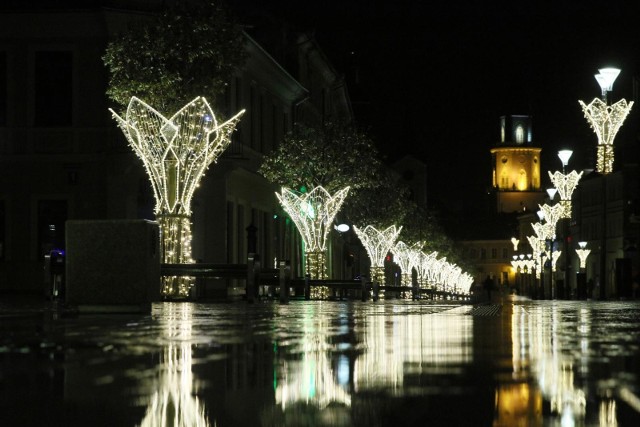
{"left": 547, "top": 188, "right": 558, "bottom": 201}
{"left": 575, "top": 241, "right": 591, "bottom": 299}
{"left": 579, "top": 67, "right": 633, "bottom": 174}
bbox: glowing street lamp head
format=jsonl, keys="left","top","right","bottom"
{"left": 595, "top": 68, "right": 621, "bottom": 95}
{"left": 546, "top": 188, "right": 557, "bottom": 200}
{"left": 578, "top": 241, "right": 587, "bottom": 249}
{"left": 557, "top": 150, "right": 573, "bottom": 167}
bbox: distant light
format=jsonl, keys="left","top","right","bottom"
{"left": 546, "top": 188, "right": 558, "bottom": 200}
{"left": 335, "top": 223, "right": 350, "bottom": 232}
{"left": 49, "top": 224, "right": 56, "bottom": 231}
{"left": 578, "top": 241, "right": 587, "bottom": 249}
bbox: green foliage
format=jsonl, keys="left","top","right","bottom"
{"left": 259, "top": 121, "right": 415, "bottom": 228}
{"left": 259, "top": 121, "right": 382, "bottom": 194}
{"left": 103, "top": 0, "right": 247, "bottom": 115}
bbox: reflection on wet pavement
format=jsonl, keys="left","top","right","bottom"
{"left": 1, "top": 300, "right": 639, "bottom": 426}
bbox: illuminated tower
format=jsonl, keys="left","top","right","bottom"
{"left": 490, "top": 115, "right": 545, "bottom": 213}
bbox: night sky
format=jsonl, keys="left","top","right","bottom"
{"left": 234, "top": 0, "right": 640, "bottom": 217}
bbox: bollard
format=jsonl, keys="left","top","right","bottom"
{"left": 247, "top": 253, "right": 260, "bottom": 304}
{"left": 279, "top": 260, "right": 290, "bottom": 304}
{"left": 304, "top": 274, "right": 311, "bottom": 300}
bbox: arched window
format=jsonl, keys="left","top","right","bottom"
{"left": 515, "top": 125, "right": 524, "bottom": 144}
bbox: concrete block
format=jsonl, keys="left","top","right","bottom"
{"left": 65, "top": 220, "right": 160, "bottom": 312}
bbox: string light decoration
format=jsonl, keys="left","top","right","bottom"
{"left": 276, "top": 186, "right": 350, "bottom": 298}
{"left": 548, "top": 171, "right": 583, "bottom": 218}
{"left": 392, "top": 241, "right": 423, "bottom": 288}
{"left": 579, "top": 98, "right": 633, "bottom": 174}
{"left": 111, "top": 97, "right": 244, "bottom": 297}
{"left": 575, "top": 248, "right": 591, "bottom": 269}
{"left": 551, "top": 251, "right": 561, "bottom": 272}
{"left": 416, "top": 251, "right": 438, "bottom": 289}
{"left": 353, "top": 225, "right": 402, "bottom": 293}
{"left": 538, "top": 203, "right": 564, "bottom": 229}
{"left": 527, "top": 235, "right": 546, "bottom": 279}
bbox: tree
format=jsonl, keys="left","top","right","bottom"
{"left": 103, "top": 0, "right": 247, "bottom": 115}
{"left": 260, "top": 121, "right": 412, "bottom": 227}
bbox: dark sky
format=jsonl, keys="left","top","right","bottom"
{"left": 236, "top": 1, "right": 640, "bottom": 215}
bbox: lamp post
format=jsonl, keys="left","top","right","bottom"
{"left": 548, "top": 149, "right": 583, "bottom": 299}
{"left": 575, "top": 241, "right": 591, "bottom": 299}
{"left": 579, "top": 67, "right": 633, "bottom": 299}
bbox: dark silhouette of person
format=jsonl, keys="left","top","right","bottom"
{"left": 483, "top": 275, "right": 495, "bottom": 301}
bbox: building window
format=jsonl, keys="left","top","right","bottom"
{"left": 502, "top": 248, "right": 508, "bottom": 259}
{"left": 34, "top": 51, "right": 73, "bottom": 127}
{"left": 491, "top": 248, "right": 497, "bottom": 259}
{"left": 515, "top": 125, "right": 524, "bottom": 144}
{"left": 480, "top": 248, "right": 487, "bottom": 259}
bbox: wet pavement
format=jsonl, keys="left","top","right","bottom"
{"left": 1, "top": 296, "right": 639, "bottom": 426}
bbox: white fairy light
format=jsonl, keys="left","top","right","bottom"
{"left": 538, "top": 203, "right": 564, "bottom": 229}
{"left": 277, "top": 186, "right": 350, "bottom": 297}
{"left": 111, "top": 96, "right": 244, "bottom": 298}
{"left": 353, "top": 224, "right": 402, "bottom": 291}
{"left": 416, "top": 251, "right": 438, "bottom": 289}
{"left": 392, "top": 241, "right": 423, "bottom": 287}
{"left": 548, "top": 171, "right": 583, "bottom": 218}
{"left": 575, "top": 248, "right": 591, "bottom": 269}
{"left": 579, "top": 98, "right": 633, "bottom": 174}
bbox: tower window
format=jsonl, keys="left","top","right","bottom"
{"left": 515, "top": 125, "right": 524, "bottom": 144}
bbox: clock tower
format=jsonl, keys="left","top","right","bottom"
{"left": 490, "top": 115, "right": 545, "bottom": 213}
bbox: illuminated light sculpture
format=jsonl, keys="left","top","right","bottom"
{"left": 527, "top": 235, "right": 546, "bottom": 279}
{"left": 551, "top": 250, "right": 561, "bottom": 272}
{"left": 548, "top": 171, "right": 583, "bottom": 218}
{"left": 353, "top": 225, "right": 402, "bottom": 293}
{"left": 392, "top": 241, "right": 423, "bottom": 288}
{"left": 511, "top": 237, "right": 519, "bottom": 251}
{"left": 111, "top": 96, "right": 244, "bottom": 298}
{"left": 538, "top": 203, "right": 564, "bottom": 229}
{"left": 416, "top": 251, "right": 438, "bottom": 289}
{"left": 276, "top": 186, "right": 350, "bottom": 297}
{"left": 579, "top": 98, "right": 633, "bottom": 174}
{"left": 575, "top": 243, "right": 591, "bottom": 269}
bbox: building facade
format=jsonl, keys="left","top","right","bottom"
{"left": 0, "top": 3, "right": 355, "bottom": 294}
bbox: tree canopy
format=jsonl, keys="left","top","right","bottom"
{"left": 103, "top": 0, "right": 247, "bottom": 115}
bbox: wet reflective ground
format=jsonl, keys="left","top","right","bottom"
{"left": 1, "top": 298, "right": 639, "bottom": 426}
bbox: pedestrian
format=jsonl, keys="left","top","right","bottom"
{"left": 483, "top": 275, "right": 495, "bottom": 301}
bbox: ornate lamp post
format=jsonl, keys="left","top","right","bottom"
{"left": 277, "top": 186, "right": 350, "bottom": 298}
{"left": 111, "top": 96, "right": 244, "bottom": 298}
{"left": 579, "top": 67, "right": 633, "bottom": 299}
{"left": 353, "top": 225, "right": 402, "bottom": 298}
{"left": 579, "top": 68, "right": 633, "bottom": 175}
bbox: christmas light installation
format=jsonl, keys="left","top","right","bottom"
{"left": 392, "top": 241, "right": 423, "bottom": 288}
{"left": 276, "top": 186, "right": 350, "bottom": 298}
{"left": 527, "top": 235, "right": 546, "bottom": 279}
{"left": 548, "top": 171, "right": 583, "bottom": 218}
{"left": 353, "top": 224, "right": 402, "bottom": 292}
{"left": 579, "top": 95, "right": 633, "bottom": 174}
{"left": 416, "top": 251, "right": 438, "bottom": 290}
{"left": 575, "top": 242, "right": 591, "bottom": 269}
{"left": 539, "top": 203, "right": 565, "bottom": 228}
{"left": 111, "top": 96, "right": 244, "bottom": 298}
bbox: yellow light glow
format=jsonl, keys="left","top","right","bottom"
{"left": 575, "top": 248, "right": 591, "bottom": 269}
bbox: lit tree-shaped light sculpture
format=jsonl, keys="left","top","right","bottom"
{"left": 276, "top": 186, "right": 350, "bottom": 288}
{"left": 548, "top": 171, "right": 583, "bottom": 218}
{"left": 538, "top": 203, "right": 565, "bottom": 229}
{"left": 392, "top": 241, "right": 423, "bottom": 287}
{"left": 527, "top": 234, "right": 546, "bottom": 279}
{"left": 579, "top": 68, "right": 633, "bottom": 174}
{"left": 111, "top": 97, "right": 244, "bottom": 298}
{"left": 416, "top": 251, "right": 437, "bottom": 290}
{"left": 353, "top": 225, "right": 402, "bottom": 291}
{"left": 575, "top": 241, "right": 591, "bottom": 270}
